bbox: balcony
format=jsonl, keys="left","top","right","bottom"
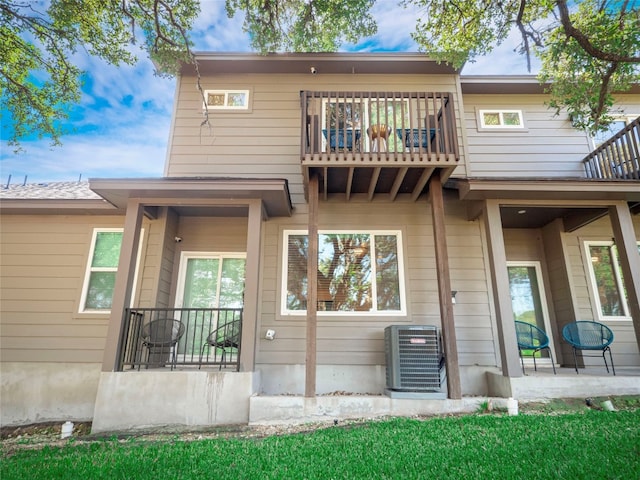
{"left": 117, "top": 307, "right": 242, "bottom": 371}
{"left": 583, "top": 117, "right": 640, "bottom": 180}
{"left": 301, "top": 91, "right": 460, "bottom": 200}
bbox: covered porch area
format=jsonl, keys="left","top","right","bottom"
{"left": 455, "top": 178, "right": 640, "bottom": 391}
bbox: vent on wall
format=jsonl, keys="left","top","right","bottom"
{"left": 385, "top": 325, "right": 446, "bottom": 392}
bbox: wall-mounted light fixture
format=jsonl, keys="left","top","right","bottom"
{"left": 451, "top": 291, "right": 458, "bottom": 305}
{"left": 265, "top": 329, "right": 276, "bottom": 340}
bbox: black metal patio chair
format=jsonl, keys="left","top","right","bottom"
{"left": 199, "top": 317, "right": 241, "bottom": 370}
{"left": 562, "top": 321, "right": 615, "bottom": 375}
{"left": 139, "top": 318, "right": 185, "bottom": 371}
{"left": 514, "top": 321, "right": 556, "bottom": 374}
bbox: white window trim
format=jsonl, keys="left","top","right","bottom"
{"left": 281, "top": 229, "right": 407, "bottom": 316}
{"left": 478, "top": 109, "right": 525, "bottom": 129}
{"left": 583, "top": 240, "right": 636, "bottom": 321}
{"left": 203, "top": 89, "right": 251, "bottom": 110}
{"left": 79, "top": 228, "right": 144, "bottom": 314}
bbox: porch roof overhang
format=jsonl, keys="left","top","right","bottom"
{"left": 89, "top": 177, "right": 293, "bottom": 218}
{"left": 450, "top": 177, "right": 640, "bottom": 230}
{"left": 453, "top": 177, "right": 640, "bottom": 202}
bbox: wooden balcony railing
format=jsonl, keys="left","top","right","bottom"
{"left": 301, "top": 91, "right": 459, "bottom": 164}
{"left": 583, "top": 117, "right": 640, "bottom": 180}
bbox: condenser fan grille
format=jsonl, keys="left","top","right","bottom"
{"left": 385, "top": 325, "right": 445, "bottom": 391}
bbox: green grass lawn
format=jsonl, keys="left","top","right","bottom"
{"left": 2, "top": 410, "right": 639, "bottom": 479}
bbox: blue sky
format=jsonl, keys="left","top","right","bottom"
{"left": 0, "top": 0, "right": 540, "bottom": 184}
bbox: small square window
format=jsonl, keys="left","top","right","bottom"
{"left": 204, "top": 90, "right": 250, "bottom": 110}
{"left": 479, "top": 110, "right": 524, "bottom": 129}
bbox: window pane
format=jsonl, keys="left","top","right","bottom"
{"left": 85, "top": 272, "right": 116, "bottom": 309}
{"left": 227, "top": 92, "right": 247, "bottom": 107}
{"left": 318, "top": 233, "right": 371, "bottom": 311}
{"left": 287, "top": 235, "right": 309, "bottom": 311}
{"left": 503, "top": 112, "right": 521, "bottom": 126}
{"left": 92, "top": 232, "right": 122, "bottom": 268}
{"left": 482, "top": 112, "right": 500, "bottom": 126}
{"left": 183, "top": 258, "right": 219, "bottom": 308}
{"left": 207, "top": 93, "right": 225, "bottom": 106}
{"left": 375, "top": 235, "right": 400, "bottom": 310}
{"left": 220, "top": 258, "right": 246, "bottom": 307}
{"left": 590, "top": 245, "right": 624, "bottom": 316}
{"left": 285, "top": 232, "right": 402, "bottom": 313}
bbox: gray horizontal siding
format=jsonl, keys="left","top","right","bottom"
{"left": 256, "top": 194, "right": 496, "bottom": 368}
{"left": 167, "top": 73, "right": 465, "bottom": 206}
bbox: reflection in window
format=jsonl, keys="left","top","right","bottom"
{"left": 83, "top": 230, "right": 123, "bottom": 310}
{"left": 586, "top": 242, "right": 639, "bottom": 318}
{"left": 204, "top": 90, "right": 250, "bottom": 109}
{"left": 479, "top": 110, "right": 524, "bottom": 128}
{"left": 284, "top": 232, "right": 404, "bottom": 314}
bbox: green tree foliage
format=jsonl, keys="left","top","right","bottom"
{"left": 1, "top": 0, "right": 199, "bottom": 148}
{"left": 226, "top": 0, "right": 376, "bottom": 51}
{"left": 408, "top": 0, "right": 639, "bottom": 133}
{"left": 2, "top": 0, "right": 638, "bottom": 148}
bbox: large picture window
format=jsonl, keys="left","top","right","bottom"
{"left": 585, "top": 241, "right": 640, "bottom": 319}
{"left": 282, "top": 230, "right": 405, "bottom": 315}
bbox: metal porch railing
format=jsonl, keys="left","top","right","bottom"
{"left": 118, "top": 307, "right": 242, "bottom": 371}
{"left": 583, "top": 117, "right": 640, "bottom": 180}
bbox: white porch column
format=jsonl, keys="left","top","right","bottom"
{"left": 483, "top": 200, "right": 522, "bottom": 377}
{"left": 101, "top": 198, "right": 144, "bottom": 372}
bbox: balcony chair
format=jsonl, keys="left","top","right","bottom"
{"left": 562, "top": 321, "right": 615, "bottom": 375}
{"left": 139, "top": 318, "right": 185, "bottom": 371}
{"left": 396, "top": 128, "right": 437, "bottom": 149}
{"left": 199, "top": 317, "right": 241, "bottom": 370}
{"left": 322, "top": 128, "right": 361, "bottom": 152}
{"left": 514, "top": 321, "right": 556, "bottom": 374}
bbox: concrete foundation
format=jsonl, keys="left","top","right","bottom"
{"left": 249, "top": 395, "right": 488, "bottom": 425}
{"left": 0, "top": 362, "right": 101, "bottom": 427}
{"left": 91, "top": 370, "right": 258, "bottom": 433}
{"left": 487, "top": 367, "right": 640, "bottom": 401}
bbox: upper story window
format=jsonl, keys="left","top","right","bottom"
{"left": 478, "top": 109, "right": 524, "bottom": 129}
{"left": 282, "top": 230, "right": 406, "bottom": 315}
{"left": 591, "top": 115, "right": 638, "bottom": 149}
{"left": 585, "top": 240, "right": 640, "bottom": 320}
{"left": 204, "top": 89, "right": 250, "bottom": 110}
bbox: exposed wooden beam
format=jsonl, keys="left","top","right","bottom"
{"left": 466, "top": 200, "right": 485, "bottom": 221}
{"left": 322, "top": 167, "right": 328, "bottom": 201}
{"left": 305, "top": 174, "right": 319, "bottom": 397}
{"left": 429, "top": 171, "right": 461, "bottom": 399}
{"left": 389, "top": 167, "right": 409, "bottom": 201}
{"left": 368, "top": 167, "right": 381, "bottom": 201}
{"left": 483, "top": 199, "right": 522, "bottom": 378}
{"left": 102, "top": 199, "right": 144, "bottom": 372}
{"left": 411, "top": 167, "right": 435, "bottom": 201}
{"left": 346, "top": 167, "right": 354, "bottom": 201}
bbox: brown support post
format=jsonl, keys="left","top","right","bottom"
{"left": 101, "top": 199, "right": 144, "bottom": 372}
{"left": 305, "top": 174, "right": 319, "bottom": 397}
{"left": 609, "top": 202, "right": 640, "bottom": 348}
{"left": 239, "top": 199, "right": 263, "bottom": 372}
{"left": 428, "top": 171, "right": 461, "bottom": 399}
{"left": 483, "top": 200, "right": 522, "bottom": 377}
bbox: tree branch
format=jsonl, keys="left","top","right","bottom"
{"left": 556, "top": 0, "right": 640, "bottom": 63}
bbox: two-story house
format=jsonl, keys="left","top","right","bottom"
{"left": 1, "top": 53, "right": 639, "bottom": 432}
